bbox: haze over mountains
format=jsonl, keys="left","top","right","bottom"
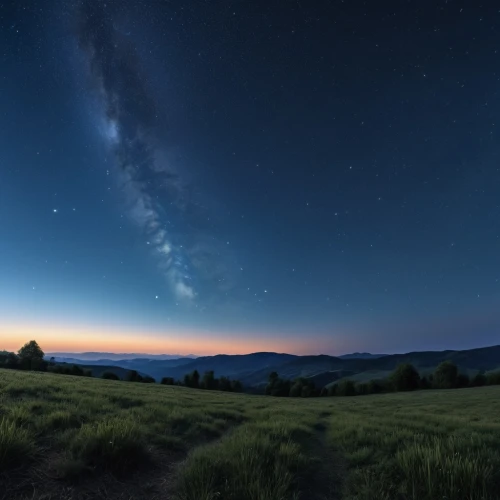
{"left": 46, "top": 352, "right": 197, "bottom": 361}
{"left": 47, "top": 345, "right": 500, "bottom": 388}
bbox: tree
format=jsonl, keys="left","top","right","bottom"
{"left": 5, "top": 352, "right": 19, "bottom": 368}
{"left": 368, "top": 380, "right": 384, "bottom": 394}
{"left": 126, "top": 370, "right": 144, "bottom": 383}
{"left": 161, "top": 377, "right": 175, "bottom": 385}
{"left": 218, "top": 376, "right": 231, "bottom": 391}
{"left": 184, "top": 370, "right": 200, "bottom": 388}
{"left": 201, "top": 370, "right": 218, "bottom": 390}
{"left": 18, "top": 341, "right": 46, "bottom": 371}
{"left": 18, "top": 340, "right": 44, "bottom": 370}
{"left": 230, "top": 380, "right": 242, "bottom": 392}
{"left": 102, "top": 372, "right": 120, "bottom": 380}
{"left": 337, "top": 380, "right": 356, "bottom": 397}
{"left": 141, "top": 376, "right": 155, "bottom": 383}
{"left": 471, "top": 372, "right": 486, "bottom": 387}
{"left": 265, "top": 372, "right": 291, "bottom": 396}
{"left": 486, "top": 371, "right": 500, "bottom": 385}
{"left": 433, "top": 361, "right": 458, "bottom": 389}
{"left": 457, "top": 373, "right": 470, "bottom": 388}
{"left": 390, "top": 363, "right": 420, "bottom": 392}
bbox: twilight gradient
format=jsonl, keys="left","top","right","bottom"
{"left": 1, "top": 0, "right": 499, "bottom": 356}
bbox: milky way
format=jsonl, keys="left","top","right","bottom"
{"left": 77, "top": 0, "right": 197, "bottom": 300}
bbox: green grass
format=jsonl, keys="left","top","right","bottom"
{"left": 326, "top": 388, "right": 500, "bottom": 499}
{"left": 0, "top": 417, "right": 35, "bottom": 471}
{"left": 0, "top": 369, "right": 499, "bottom": 499}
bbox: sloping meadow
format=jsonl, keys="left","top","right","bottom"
{"left": 1, "top": 369, "right": 500, "bottom": 499}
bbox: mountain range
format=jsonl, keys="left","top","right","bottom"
{"left": 46, "top": 352, "right": 197, "bottom": 361}
{"left": 47, "top": 345, "right": 500, "bottom": 388}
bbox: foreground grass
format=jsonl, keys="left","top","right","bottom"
{"left": 326, "top": 388, "right": 500, "bottom": 499}
{"left": 0, "top": 369, "right": 499, "bottom": 499}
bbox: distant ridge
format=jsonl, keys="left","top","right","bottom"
{"left": 46, "top": 352, "right": 197, "bottom": 361}
{"left": 45, "top": 345, "right": 500, "bottom": 389}
{"left": 339, "top": 352, "right": 388, "bottom": 360}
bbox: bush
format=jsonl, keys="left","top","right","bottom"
{"left": 161, "top": 377, "right": 175, "bottom": 385}
{"left": 390, "top": 363, "right": 421, "bottom": 392}
{"left": 126, "top": 370, "right": 143, "bottom": 383}
{"left": 102, "top": 372, "right": 120, "bottom": 380}
{"left": 471, "top": 372, "right": 486, "bottom": 387}
{"left": 486, "top": 371, "right": 500, "bottom": 385}
{"left": 71, "top": 419, "right": 148, "bottom": 475}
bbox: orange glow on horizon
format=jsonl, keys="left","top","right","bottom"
{"left": 0, "top": 322, "right": 335, "bottom": 356}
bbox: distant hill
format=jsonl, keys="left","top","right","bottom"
{"left": 46, "top": 352, "right": 196, "bottom": 361}
{"left": 339, "top": 352, "right": 388, "bottom": 360}
{"left": 52, "top": 362, "right": 136, "bottom": 380}
{"left": 46, "top": 345, "right": 500, "bottom": 388}
{"left": 48, "top": 356, "right": 196, "bottom": 381}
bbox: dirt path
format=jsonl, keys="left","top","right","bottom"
{"left": 301, "top": 415, "right": 345, "bottom": 500}
{"left": 8, "top": 421, "right": 244, "bottom": 500}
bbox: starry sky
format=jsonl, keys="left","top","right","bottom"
{"left": 1, "top": 0, "right": 499, "bottom": 356}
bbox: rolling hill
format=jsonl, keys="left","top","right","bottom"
{"left": 47, "top": 345, "right": 500, "bottom": 388}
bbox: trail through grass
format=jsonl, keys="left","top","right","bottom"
{"left": 1, "top": 369, "right": 500, "bottom": 499}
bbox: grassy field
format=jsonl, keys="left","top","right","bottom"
{"left": 1, "top": 369, "right": 499, "bottom": 499}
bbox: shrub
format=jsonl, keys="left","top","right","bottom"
{"left": 161, "top": 377, "right": 175, "bottom": 385}
{"left": 471, "top": 372, "right": 486, "bottom": 387}
{"left": 390, "top": 363, "right": 420, "bottom": 391}
{"left": 126, "top": 370, "right": 143, "bottom": 383}
{"left": 102, "top": 372, "right": 120, "bottom": 380}
{"left": 486, "top": 371, "right": 500, "bottom": 385}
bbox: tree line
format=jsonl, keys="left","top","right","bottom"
{"left": 266, "top": 361, "right": 500, "bottom": 398}
{"left": 0, "top": 341, "right": 243, "bottom": 392}
{"left": 161, "top": 369, "right": 243, "bottom": 392}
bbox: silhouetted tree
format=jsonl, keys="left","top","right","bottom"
{"left": 266, "top": 372, "right": 291, "bottom": 396}
{"left": 127, "top": 370, "right": 144, "bottom": 383}
{"left": 457, "top": 373, "right": 470, "bottom": 388}
{"left": 434, "top": 361, "right": 458, "bottom": 389}
{"left": 471, "top": 372, "right": 486, "bottom": 387}
{"left": 161, "top": 377, "right": 175, "bottom": 385}
{"left": 201, "top": 370, "right": 218, "bottom": 390}
{"left": 337, "top": 380, "right": 356, "bottom": 397}
{"left": 230, "top": 379, "right": 242, "bottom": 392}
{"left": 367, "top": 379, "right": 384, "bottom": 394}
{"left": 102, "top": 372, "right": 120, "bottom": 380}
{"left": 18, "top": 340, "right": 45, "bottom": 370}
{"left": 5, "top": 352, "right": 19, "bottom": 369}
{"left": 218, "top": 376, "right": 231, "bottom": 391}
{"left": 486, "top": 371, "right": 500, "bottom": 385}
{"left": 419, "top": 376, "right": 431, "bottom": 390}
{"left": 327, "top": 384, "right": 338, "bottom": 396}
{"left": 142, "top": 376, "right": 155, "bottom": 383}
{"left": 390, "top": 363, "right": 420, "bottom": 392}
{"left": 184, "top": 370, "right": 200, "bottom": 388}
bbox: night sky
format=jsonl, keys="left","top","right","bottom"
{"left": 1, "top": 0, "right": 499, "bottom": 355}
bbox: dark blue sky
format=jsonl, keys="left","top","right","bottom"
{"left": 1, "top": 0, "right": 499, "bottom": 355}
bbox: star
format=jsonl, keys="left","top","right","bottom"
{"left": 52, "top": 209, "right": 58, "bottom": 213}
